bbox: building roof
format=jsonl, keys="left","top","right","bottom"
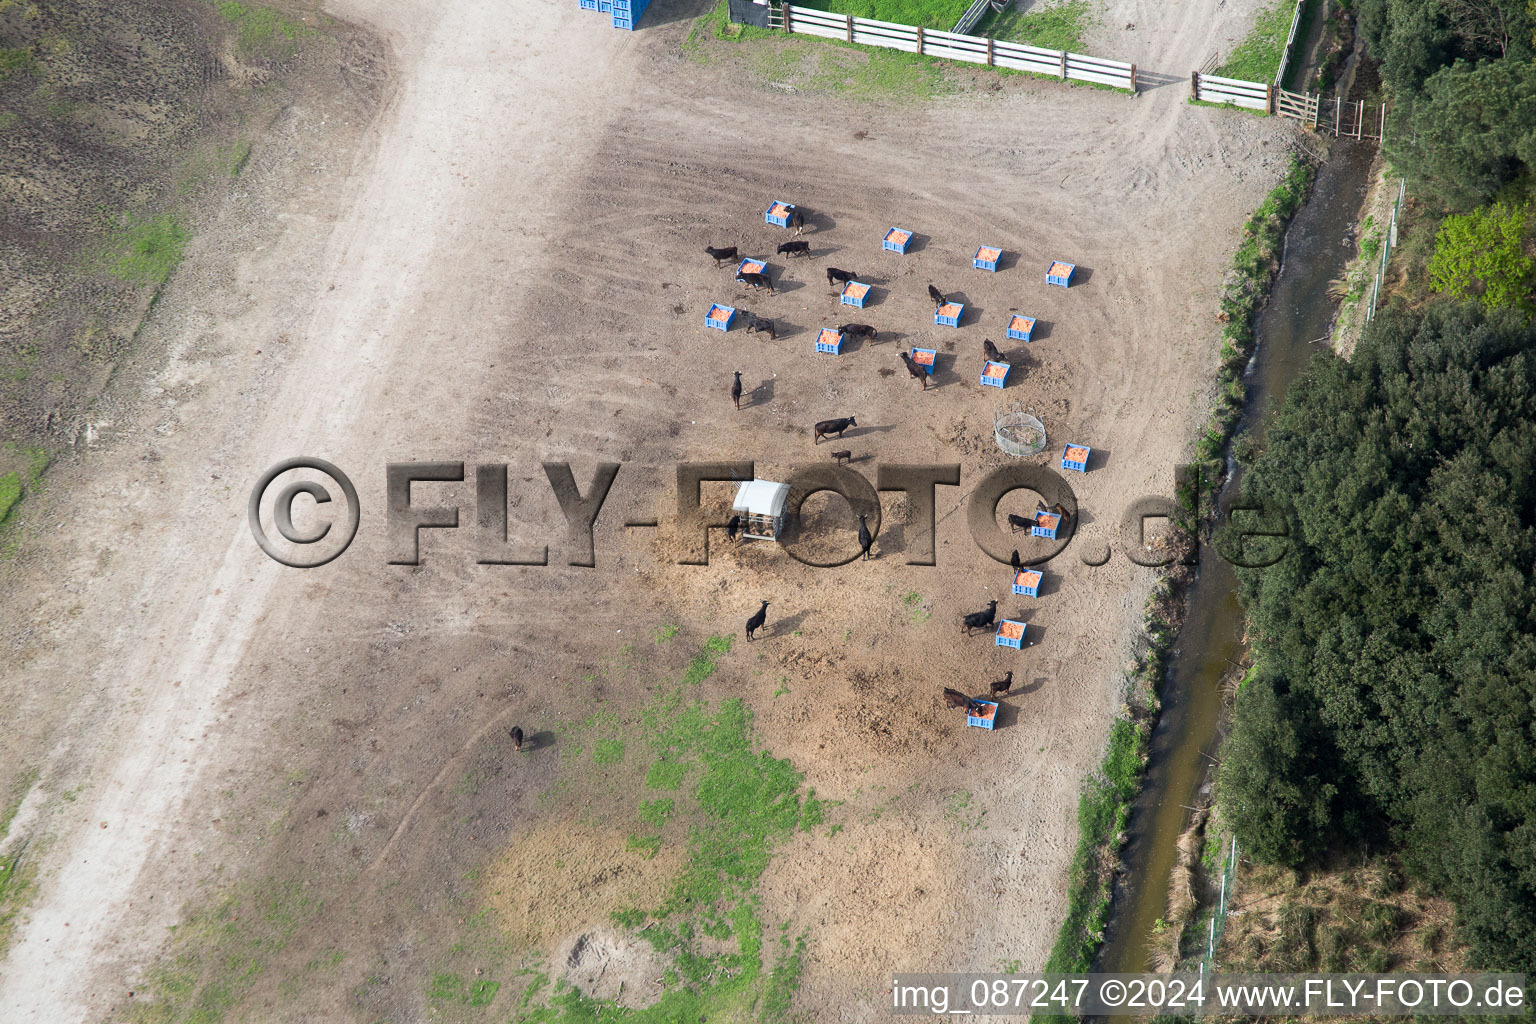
{"left": 733, "top": 480, "right": 790, "bottom": 518}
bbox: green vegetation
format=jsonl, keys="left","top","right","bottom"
{"left": 686, "top": 0, "right": 955, "bottom": 101}
{"left": 1214, "top": 0, "right": 1294, "bottom": 82}
{"left": 1198, "top": 156, "right": 1315, "bottom": 467}
{"left": 509, "top": 637, "right": 822, "bottom": 1022}
{"left": 1426, "top": 201, "right": 1536, "bottom": 313}
{"left": 0, "top": 474, "right": 20, "bottom": 528}
{"left": 976, "top": 0, "right": 1092, "bottom": 50}
{"left": 226, "top": 139, "right": 251, "bottom": 177}
{"left": 213, "top": 2, "right": 312, "bottom": 60}
{"left": 108, "top": 215, "right": 189, "bottom": 288}
{"left": 1043, "top": 719, "right": 1148, "bottom": 980}
{"left": 1221, "top": 302, "right": 1536, "bottom": 971}
{"left": 791, "top": 0, "right": 971, "bottom": 29}
{"left": 0, "top": 47, "right": 35, "bottom": 79}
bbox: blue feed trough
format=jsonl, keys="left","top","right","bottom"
{"left": 1032, "top": 511, "right": 1061, "bottom": 539}
{"left": 1012, "top": 569, "right": 1042, "bottom": 597}
{"left": 705, "top": 303, "right": 736, "bottom": 332}
{"left": 995, "top": 620, "right": 1027, "bottom": 649}
{"left": 736, "top": 257, "right": 766, "bottom": 277}
{"left": 815, "top": 328, "right": 845, "bottom": 354}
{"left": 967, "top": 699, "right": 999, "bottom": 730}
{"left": 934, "top": 301, "right": 964, "bottom": 328}
{"left": 974, "top": 246, "right": 1002, "bottom": 272}
{"left": 884, "top": 227, "right": 913, "bottom": 254}
{"left": 1006, "top": 314, "right": 1036, "bottom": 342}
{"left": 1046, "top": 261, "right": 1076, "bottom": 287}
{"left": 841, "top": 281, "right": 871, "bottom": 308}
{"left": 765, "top": 200, "right": 796, "bottom": 228}
{"left": 1061, "top": 444, "right": 1091, "bottom": 473}
{"left": 981, "top": 361, "right": 1010, "bottom": 389}
{"left": 911, "top": 347, "right": 937, "bottom": 375}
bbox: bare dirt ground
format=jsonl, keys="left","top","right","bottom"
{"left": 0, "top": 0, "right": 1296, "bottom": 1020}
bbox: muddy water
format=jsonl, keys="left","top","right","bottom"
{"left": 1094, "top": 139, "right": 1376, "bottom": 983}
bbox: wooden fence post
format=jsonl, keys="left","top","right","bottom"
{"left": 1059, "top": 51, "right": 1067, "bottom": 79}
{"left": 1266, "top": 83, "right": 1274, "bottom": 114}
{"left": 783, "top": 2, "right": 792, "bottom": 32}
{"left": 986, "top": 36, "right": 994, "bottom": 65}
{"left": 846, "top": 12, "right": 854, "bottom": 42}
{"left": 1191, "top": 71, "right": 1199, "bottom": 100}
{"left": 916, "top": 25, "right": 924, "bottom": 54}
{"left": 1130, "top": 63, "right": 1137, "bottom": 93}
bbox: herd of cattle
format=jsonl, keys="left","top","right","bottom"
{"left": 703, "top": 207, "right": 1048, "bottom": 718}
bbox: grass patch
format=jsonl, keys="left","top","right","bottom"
{"left": 0, "top": 47, "right": 35, "bottom": 79}
{"left": 126, "top": 878, "right": 322, "bottom": 1024}
{"left": 1214, "top": 0, "right": 1293, "bottom": 82}
{"left": 107, "top": 215, "right": 189, "bottom": 288}
{"left": 975, "top": 0, "right": 1092, "bottom": 50}
{"left": 213, "top": 2, "right": 312, "bottom": 60}
{"left": 686, "top": 1, "right": 955, "bottom": 101}
{"left": 0, "top": 474, "right": 20, "bottom": 529}
{"left": 1041, "top": 718, "right": 1148, "bottom": 980}
{"left": 790, "top": 0, "right": 972, "bottom": 30}
{"left": 510, "top": 636, "right": 823, "bottom": 1022}
{"left": 227, "top": 139, "right": 252, "bottom": 177}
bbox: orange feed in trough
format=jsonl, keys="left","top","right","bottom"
{"left": 937, "top": 303, "right": 962, "bottom": 318}
{"left": 844, "top": 282, "right": 869, "bottom": 298}
{"left": 769, "top": 203, "right": 791, "bottom": 218}
{"left": 912, "top": 350, "right": 936, "bottom": 366}
{"left": 1065, "top": 446, "right": 1089, "bottom": 462}
{"left": 977, "top": 247, "right": 1001, "bottom": 262}
{"left": 888, "top": 230, "right": 911, "bottom": 245}
{"left": 997, "top": 621, "right": 1025, "bottom": 640}
{"left": 1049, "top": 262, "right": 1072, "bottom": 277}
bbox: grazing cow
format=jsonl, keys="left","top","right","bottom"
{"left": 777, "top": 240, "right": 810, "bottom": 257}
{"left": 830, "top": 449, "right": 852, "bottom": 465}
{"left": 789, "top": 208, "right": 805, "bottom": 234}
{"left": 1053, "top": 502, "right": 1072, "bottom": 529}
{"left": 1010, "top": 549, "right": 1021, "bottom": 571}
{"left": 731, "top": 370, "right": 743, "bottom": 411}
{"left": 1008, "top": 513, "right": 1034, "bottom": 533}
{"left": 942, "top": 687, "right": 971, "bottom": 710}
{"left": 510, "top": 726, "right": 524, "bottom": 753}
{"left": 927, "top": 284, "right": 947, "bottom": 306}
{"left": 840, "top": 323, "right": 878, "bottom": 340}
{"left": 745, "top": 315, "right": 776, "bottom": 340}
{"left": 858, "top": 513, "right": 873, "bottom": 560}
{"left": 826, "top": 267, "right": 858, "bottom": 287}
{"left": 704, "top": 245, "right": 738, "bottom": 266}
{"left": 813, "top": 416, "right": 857, "bottom": 444}
{"left": 726, "top": 513, "right": 741, "bottom": 541}
{"left": 745, "top": 600, "right": 769, "bottom": 641}
{"left": 899, "top": 351, "right": 928, "bottom": 390}
{"left": 984, "top": 338, "right": 1004, "bottom": 363}
{"left": 737, "top": 270, "right": 774, "bottom": 294}
{"left": 961, "top": 599, "right": 998, "bottom": 636}
{"left": 989, "top": 671, "right": 1014, "bottom": 698}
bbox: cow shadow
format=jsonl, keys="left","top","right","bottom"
{"left": 521, "top": 730, "right": 559, "bottom": 753}
{"left": 774, "top": 277, "right": 808, "bottom": 295}
{"left": 749, "top": 379, "right": 775, "bottom": 406}
{"left": 802, "top": 210, "right": 836, "bottom": 234}
{"left": 767, "top": 609, "right": 809, "bottom": 639}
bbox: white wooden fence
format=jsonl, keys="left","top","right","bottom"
{"left": 777, "top": 4, "right": 1136, "bottom": 91}
{"left": 1191, "top": 71, "right": 1271, "bottom": 110}
{"left": 1273, "top": 0, "right": 1305, "bottom": 86}
{"left": 1364, "top": 179, "right": 1405, "bottom": 324}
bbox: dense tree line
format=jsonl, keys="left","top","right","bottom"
{"left": 1358, "top": 0, "right": 1536, "bottom": 210}
{"left": 1221, "top": 303, "right": 1536, "bottom": 970}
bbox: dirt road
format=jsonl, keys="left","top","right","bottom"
{"left": 0, "top": 0, "right": 1291, "bottom": 1019}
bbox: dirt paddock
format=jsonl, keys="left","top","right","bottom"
{"left": 0, "top": 0, "right": 1292, "bottom": 1020}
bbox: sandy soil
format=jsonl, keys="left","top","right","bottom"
{"left": 0, "top": 0, "right": 1296, "bottom": 1020}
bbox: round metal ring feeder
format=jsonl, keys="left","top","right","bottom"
{"left": 995, "top": 410, "right": 1047, "bottom": 457}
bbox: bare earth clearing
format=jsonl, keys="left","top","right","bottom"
{"left": 0, "top": 0, "right": 1291, "bottom": 1020}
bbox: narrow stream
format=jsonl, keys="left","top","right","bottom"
{"left": 1094, "top": 138, "right": 1376, "bottom": 982}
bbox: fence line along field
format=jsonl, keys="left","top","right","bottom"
{"left": 0, "top": 0, "right": 1296, "bottom": 1020}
